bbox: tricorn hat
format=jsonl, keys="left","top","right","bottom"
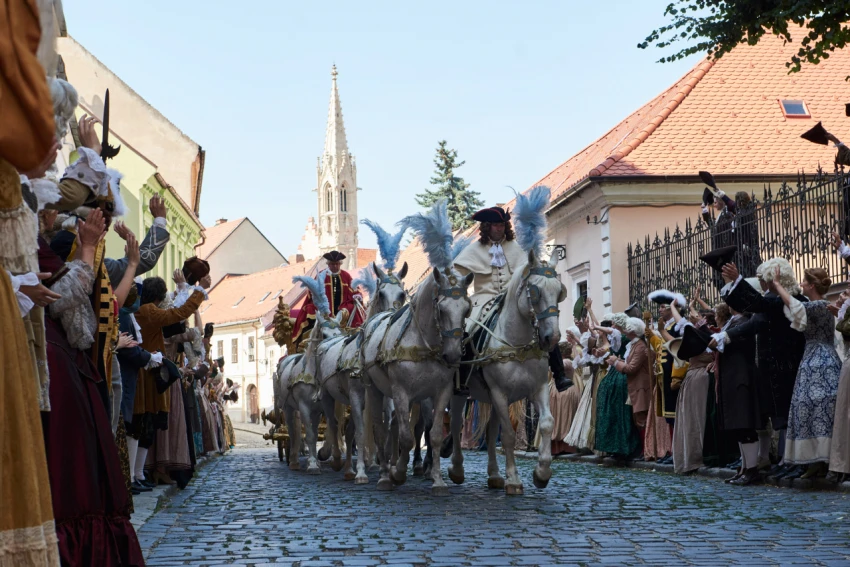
{"left": 647, "top": 289, "right": 687, "bottom": 307}
{"left": 669, "top": 324, "right": 713, "bottom": 361}
{"left": 182, "top": 257, "right": 210, "bottom": 285}
{"left": 698, "top": 171, "right": 718, "bottom": 192}
{"left": 624, "top": 302, "right": 641, "bottom": 319}
{"left": 800, "top": 122, "right": 830, "bottom": 146}
{"left": 572, "top": 295, "right": 586, "bottom": 320}
{"left": 472, "top": 206, "right": 511, "bottom": 224}
{"left": 702, "top": 187, "right": 715, "bottom": 206}
{"left": 699, "top": 245, "right": 737, "bottom": 271}
{"left": 154, "top": 359, "right": 182, "bottom": 394}
{"left": 323, "top": 250, "right": 346, "bottom": 262}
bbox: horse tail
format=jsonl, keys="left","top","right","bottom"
{"left": 470, "top": 401, "right": 491, "bottom": 446}
{"left": 335, "top": 401, "right": 347, "bottom": 453}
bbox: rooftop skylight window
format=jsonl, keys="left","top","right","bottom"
{"left": 271, "top": 289, "right": 283, "bottom": 299}
{"left": 232, "top": 296, "right": 245, "bottom": 307}
{"left": 780, "top": 99, "right": 810, "bottom": 118}
{"left": 258, "top": 292, "right": 271, "bottom": 303}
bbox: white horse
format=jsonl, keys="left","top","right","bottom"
{"left": 360, "top": 266, "right": 473, "bottom": 494}
{"left": 317, "top": 262, "right": 408, "bottom": 484}
{"left": 276, "top": 311, "right": 344, "bottom": 473}
{"left": 448, "top": 189, "right": 565, "bottom": 494}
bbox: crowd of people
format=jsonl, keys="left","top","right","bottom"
{"left": 537, "top": 239, "right": 850, "bottom": 488}
{"left": 1, "top": 8, "right": 238, "bottom": 565}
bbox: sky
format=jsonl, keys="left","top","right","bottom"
{"left": 63, "top": 0, "right": 702, "bottom": 256}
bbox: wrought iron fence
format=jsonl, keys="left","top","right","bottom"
{"left": 627, "top": 168, "right": 850, "bottom": 309}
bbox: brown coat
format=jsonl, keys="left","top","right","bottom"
{"left": 615, "top": 338, "right": 652, "bottom": 416}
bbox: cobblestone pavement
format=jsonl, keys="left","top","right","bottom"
{"left": 139, "top": 447, "right": 850, "bottom": 566}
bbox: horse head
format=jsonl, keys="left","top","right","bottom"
{"left": 372, "top": 261, "right": 408, "bottom": 312}
{"left": 314, "top": 311, "right": 345, "bottom": 342}
{"left": 520, "top": 250, "right": 565, "bottom": 352}
{"left": 429, "top": 266, "right": 473, "bottom": 365}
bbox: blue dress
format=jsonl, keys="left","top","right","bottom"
{"left": 785, "top": 300, "right": 841, "bottom": 465}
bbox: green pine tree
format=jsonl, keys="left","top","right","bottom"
{"left": 416, "top": 140, "right": 483, "bottom": 231}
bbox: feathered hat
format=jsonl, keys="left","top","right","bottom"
{"left": 647, "top": 289, "right": 687, "bottom": 307}
{"left": 399, "top": 200, "right": 454, "bottom": 270}
{"left": 361, "top": 219, "right": 406, "bottom": 272}
{"left": 293, "top": 270, "right": 331, "bottom": 316}
{"left": 513, "top": 185, "right": 551, "bottom": 257}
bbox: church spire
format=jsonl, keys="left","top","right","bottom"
{"left": 323, "top": 64, "right": 350, "bottom": 162}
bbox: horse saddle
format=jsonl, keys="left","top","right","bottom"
{"left": 471, "top": 293, "right": 506, "bottom": 355}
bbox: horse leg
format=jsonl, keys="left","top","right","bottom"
{"left": 448, "top": 394, "right": 466, "bottom": 484}
{"left": 284, "top": 408, "right": 301, "bottom": 471}
{"left": 390, "top": 391, "right": 413, "bottom": 486}
{"left": 532, "top": 383, "right": 554, "bottom": 489}
{"left": 321, "top": 394, "right": 344, "bottom": 472}
{"left": 298, "top": 398, "right": 320, "bottom": 474}
{"left": 343, "top": 409, "right": 356, "bottom": 480}
{"left": 422, "top": 399, "right": 435, "bottom": 478}
{"left": 412, "top": 404, "right": 424, "bottom": 477}
{"left": 486, "top": 409, "right": 505, "bottom": 489}
{"left": 490, "top": 389, "right": 522, "bottom": 495}
{"left": 368, "top": 386, "right": 393, "bottom": 490}
{"left": 429, "top": 383, "right": 454, "bottom": 496}
{"left": 349, "top": 387, "right": 369, "bottom": 484}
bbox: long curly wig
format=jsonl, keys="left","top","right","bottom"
{"left": 477, "top": 221, "right": 515, "bottom": 245}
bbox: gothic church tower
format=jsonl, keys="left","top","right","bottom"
{"left": 316, "top": 65, "right": 358, "bottom": 270}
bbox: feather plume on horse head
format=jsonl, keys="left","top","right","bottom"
{"left": 513, "top": 185, "right": 551, "bottom": 257}
{"left": 398, "top": 200, "right": 454, "bottom": 270}
{"left": 351, "top": 264, "right": 377, "bottom": 297}
{"left": 451, "top": 233, "right": 475, "bottom": 261}
{"left": 293, "top": 270, "right": 331, "bottom": 316}
{"left": 361, "top": 219, "right": 406, "bottom": 272}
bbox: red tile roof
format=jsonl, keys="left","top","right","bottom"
{"left": 356, "top": 248, "right": 377, "bottom": 269}
{"left": 196, "top": 218, "right": 245, "bottom": 259}
{"left": 533, "top": 31, "right": 844, "bottom": 201}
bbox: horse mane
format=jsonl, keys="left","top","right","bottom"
{"left": 513, "top": 185, "right": 550, "bottom": 257}
{"left": 361, "top": 219, "right": 406, "bottom": 272}
{"left": 399, "top": 200, "right": 453, "bottom": 270}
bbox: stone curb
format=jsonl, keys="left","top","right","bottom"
{"left": 501, "top": 448, "right": 850, "bottom": 493}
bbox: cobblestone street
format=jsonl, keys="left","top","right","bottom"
{"left": 138, "top": 444, "right": 850, "bottom": 566}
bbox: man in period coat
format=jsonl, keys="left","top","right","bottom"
{"left": 292, "top": 251, "right": 364, "bottom": 352}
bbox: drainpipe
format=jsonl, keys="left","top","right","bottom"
{"left": 254, "top": 321, "right": 261, "bottom": 416}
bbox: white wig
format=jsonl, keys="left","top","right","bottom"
{"left": 625, "top": 317, "right": 646, "bottom": 337}
{"left": 601, "top": 312, "right": 614, "bottom": 323}
{"left": 48, "top": 78, "right": 78, "bottom": 141}
{"left": 757, "top": 257, "right": 801, "bottom": 296}
{"left": 611, "top": 312, "right": 629, "bottom": 329}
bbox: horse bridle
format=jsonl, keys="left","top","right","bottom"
{"left": 521, "top": 265, "right": 561, "bottom": 341}
{"left": 404, "top": 269, "right": 470, "bottom": 366}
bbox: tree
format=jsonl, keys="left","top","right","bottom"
{"left": 416, "top": 140, "right": 483, "bottom": 231}
{"left": 639, "top": 1, "right": 850, "bottom": 74}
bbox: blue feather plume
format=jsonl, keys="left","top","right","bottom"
{"left": 361, "top": 219, "right": 406, "bottom": 272}
{"left": 398, "top": 200, "right": 453, "bottom": 270}
{"left": 513, "top": 185, "right": 551, "bottom": 257}
{"left": 351, "top": 264, "right": 377, "bottom": 297}
{"left": 293, "top": 269, "right": 330, "bottom": 315}
{"left": 451, "top": 233, "right": 475, "bottom": 261}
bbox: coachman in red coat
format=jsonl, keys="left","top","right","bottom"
{"left": 292, "top": 251, "right": 364, "bottom": 351}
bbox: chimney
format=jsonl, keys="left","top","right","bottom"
{"left": 215, "top": 218, "right": 228, "bottom": 225}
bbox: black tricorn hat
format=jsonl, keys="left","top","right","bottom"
{"left": 698, "top": 171, "right": 718, "bottom": 192}
{"left": 699, "top": 245, "right": 737, "bottom": 271}
{"left": 670, "top": 324, "right": 713, "bottom": 361}
{"left": 624, "top": 302, "right": 641, "bottom": 319}
{"left": 323, "top": 250, "right": 346, "bottom": 262}
{"left": 472, "top": 206, "right": 511, "bottom": 224}
{"left": 162, "top": 321, "right": 187, "bottom": 339}
{"left": 702, "top": 187, "right": 715, "bottom": 206}
{"left": 800, "top": 122, "right": 830, "bottom": 146}
{"left": 154, "top": 359, "right": 182, "bottom": 394}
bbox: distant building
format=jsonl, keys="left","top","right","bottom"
{"left": 197, "top": 218, "right": 288, "bottom": 287}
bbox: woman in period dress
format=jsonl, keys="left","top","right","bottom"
{"left": 593, "top": 313, "right": 639, "bottom": 459}
{"left": 828, "top": 290, "right": 850, "bottom": 483}
{"left": 771, "top": 267, "right": 841, "bottom": 480}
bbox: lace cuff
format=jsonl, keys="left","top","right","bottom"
{"left": 783, "top": 296, "right": 807, "bottom": 332}
{"left": 609, "top": 329, "right": 622, "bottom": 352}
{"left": 838, "top": 242, "right": 850, "bottom": 260}
{"left": 152, "top": 216, "right": 167, "bottom": 229}
{"left": 674, "top": 318, "right": 692, "bottom": 335}
{"left": 720, "top": 275, "right": 743, "bottom": 297}
{"left": 8, "top": 271, "right": 38, "bottom": 317}
{"left": 711, "top": 332, "right": 729, "bottom": 353}
{"left": 145, "top": 352, "right": 163, "bottom": 370}
{"left": 48, "top": 260, "right": 96, "bottom": 350}
{"left": 172, "top": 283, "right": 208, "bottom": 308}
{"left": 838, "top": 298, "right": 850, "bottom": 323}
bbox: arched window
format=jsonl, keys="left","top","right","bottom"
{"left": 340, "top": 189, "right": 347, "bottom": 212}
{"left": 325, "top": 187, "right": 332, "bottom": 211}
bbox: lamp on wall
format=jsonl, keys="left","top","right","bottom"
{"left": 586, "top": 209, "right": 610, "bottom": 225}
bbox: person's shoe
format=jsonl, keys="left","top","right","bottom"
{"left": 767, "top": 463, "right": 787, "bottom": 477}
{"left": 130, "top": 485, "right": 141, "bottom": 496}
{"left": 138, "top": 477, "right": 156, "bottom": 489}
{"left": 131, "top": 480, "right": 152, "bottom": 493}
{"left": 778, "top": 465, "right": 804, "bottom": 480}
{"left": 725, "top": 469, "right": 744, "bottom": 484}
{"left": 800, "top": 462, "right": 826, "bottom": 480}
{"left": 729, "top": 467, "right": 762, "bottom": 486}
{"left": 553, "top": 374, "right": 573, "bottom": 393}
{"left": 825, "top": 471, "right": 847, "bottom": 484}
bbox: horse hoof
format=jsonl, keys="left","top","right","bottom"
{"left": 448, "top": 466, "right": 465, "bottom": 485}
{"left": 343, "top": 471, "right": 357, "bottom": 481}
{"left": 354, "top": 475, "right": 369, "bottom": 485}
{"left": 532, "top": 468, "right": 551, "bottom": 489}
{"left": 505, "top": 484, "right": 524, "bottom": 496}
{"left": 431, "top": 485, "right": 450, "bottom": 497}
{"left": 307, "top": 466, "right": 321, "bottom": 475}
{"left": 289, "top": 463, "right": 300, "bottom": 471}
{"left": 487, "top": 477, "right": 505, "bottom": 489}
{"left": 390, "top": 467, "right": 407, "bottom": 486}
{"left": 317, "top": 446, "right": 331, "bottom": 461}
{"left": 330, "top": 460, "right": 344, "bottom": 472}
{"left": 376, "top": 478, "right": 394, "bottom": 491}
{"left": 413, "top": 463, "right": 424, "bottom": 477}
